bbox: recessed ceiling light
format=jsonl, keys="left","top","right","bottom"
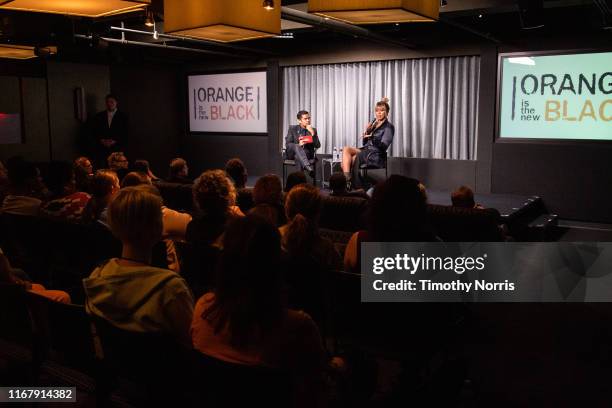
{"left": 308, "top": 0, "right": 439, "bottom": 25}
{"left": 0, "top": 0, "right": 150, "bottom": 18}
{"left": 165, "top": 0, "right": 281, "bottom": 42}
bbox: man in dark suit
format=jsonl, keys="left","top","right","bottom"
{"left": 91, "top": 94, "right": 128, "bottom": 169}
{"left": 285, "top": 110, "right": 321, "bottom": 177}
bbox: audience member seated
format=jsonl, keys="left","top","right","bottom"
{"left": 186, "top": 170, "right": 244, "bottom": 249}
{"left": 225, "top": 158, "right": 248, "bottom": 189}
{"left": 252, "top": 174, "right": 286, "bottom": 227}
{"left": 40, "top": 161, "right": 91, "bottom": 222}
{"left": 121, "top": 171, "right": 150, "bottom": 188}
{"left": 122, "top": 179, "right": 192, "bottom": 273}
{"left": 284, "top": 171, "right": 307, "bottom": 193}
{"left": 1, "top": 158, "right": 45, "bottom": 216}
{"left": 107, "top": 151, "right": 129, "bottom": 181}
{"left": 248, "top": 204, "right": 280, "bottom": 226}
{"left": 451, "top": 185, "right": 484, "bottom": 209}
{"left": 133, "top": 159, "right": 160, "bottom": 182}
{"left": 329, "top": 172, "right": 369, "bottom": 200}
{"left": 191, "top": 215, "right": 328, "bottom": 407}
{"left": 225, "top": 158, "right": 253, "bottom": 213}
{"left": 83, "top": 186, "right": 194, "bottom": 346}
{"left": 82, "top": 170, "right": 120, "bottom": 227}
{"left": 1, "top": 249, "right": 70, "bottom": 303}
{"left": 167, "top": 157, "right": 191, "bottom": 184}
{"left": 281, "top": 184, "right": 342, "bottom": 272}
{"left": 74, "top": 156, "right": 94, "bottom": 193}
{"left": 280, "top": 184, "right": 341, "bottom": 325}
{"left": 344, "top": 175, "right": 440, "bottom": 273}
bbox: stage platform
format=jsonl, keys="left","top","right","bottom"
{"left": 249, "top": 175, "right": 546, "bottom": 226}
{"left": 426, "top": 189, "right": 543, "bottom": 221}
{"left": 247, "top": 174, "right": 612, "bottom": 241}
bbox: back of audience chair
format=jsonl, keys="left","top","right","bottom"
{"left": 154, "top": 181, "right": 194, "bottom": 213}
{"left": 320, "top": 228, "right": 354, "bottom": 258}
{"left": 178, "top": 241, "right": 221, "bottom": 299}
{"left": 329, "top": 271, "right": 460, "bottom": 362}
{"left": 427, "top": 204, "right": 503, "bottom": 241}
{"left": 90, "top": 315, "right": 192, "bottom": 405}
{"left": 188, "top": 351, "right": 292, "bottom": 407}
{"left": 0, "top": 214, "right": 48, "bottom": 283}
{"left": 0, "top": 283, "right": 33, "bottom": 349}
{"left": 90, "top": 315, "right": 290, "bottom": 407}
{"left": 39, "top": 218, "right": 120, "bottom": 297}
{"left": 283, "top": 254, "right": 332, "bottom": 335}
{"left": 320, "top": 196, "right": 368, "bottom": 232}
{"left": 26, "top": 292, "right": 97, "bottom": 374}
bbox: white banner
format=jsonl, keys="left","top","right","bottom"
{"left": 188, "top": 71, "right": 267, "bottom": 133}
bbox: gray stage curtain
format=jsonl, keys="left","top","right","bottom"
{"left": 282, "top": 56, "right": 480, "bottom": 160}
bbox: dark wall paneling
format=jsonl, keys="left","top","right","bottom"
{"left": 1, "top": 61, "right": 109, "bottom": 164}
{"left": 0, "top": 59, "right": 45, "bottom": 78}
{"left": 389, "top": 157, "right": 477, "bottom": 191}
{"left": 267, "top": 61, "right": 282, "bottom": 177}
{"left": 492, "top": 143, "right": 612, "bottom": 223}
{"left": 182, "top": 134, "right": 269, "bottom": 178}
{"left": 475, "top": 45, "right": 497, "bottom": 194}
{"left": 47, "top": 61, "right": 110, "bottom": 162}
{"left": 110, "top": 63, "right": 180, "bottom": 176}
{"left": 0, "top": 77, "right": 50, "bottom": 162}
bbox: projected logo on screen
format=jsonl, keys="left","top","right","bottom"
{"left": 499, "top": 52, "right": 612, "bottom": 140}
{"left": 188, "top": 71, "right": 267, "bottom": 134}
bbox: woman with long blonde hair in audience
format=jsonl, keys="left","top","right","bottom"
{"left": 83, "top": 186, "right": 193, "bottom": 346}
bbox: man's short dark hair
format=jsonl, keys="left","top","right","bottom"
{"left": 133, "top": 159, "right": 151, "bottom": 175}
{"left": 284, "top": 171, "right": 307, "bottom": 193}
{"left": 329, "top": 172, "right": 347, "bottom": 194}
{"left": 169, "top": 158, "right": 187, "bottom": 177}
{"left": 296, "top": 110, "right": 309, "bottom": 120}
{"left": 253, "top": 174, "right": 282, "bottom": 206}
{"left": 451, "top": 185, "right": 476, "bottom": 208}
{"left": 121, "top": 171, "right": 151, "bottom": 188}
{"left": 105, "top": 94, "right": 117, "bottom": 101}
{"left": 225, "top": 158, "right": 247, "bottom": 188}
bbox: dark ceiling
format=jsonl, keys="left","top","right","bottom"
{"left": 0, "top": 1, "right": 610, "bottom": 63}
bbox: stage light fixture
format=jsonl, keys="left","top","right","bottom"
{"left": 307, "top": 0, "right": 439, "bottom": 25}
{"left": 263, "top": 0, "right": 274, "bottom": 11}
{"left": 0, "top": 0, "right": 150, "bottom": 18}
{"left": 164, "top": 0, "right": 281, "bottom": 42}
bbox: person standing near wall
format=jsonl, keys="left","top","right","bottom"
{"left": 91, "top": 94, "right": 129, "bottom": 169}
